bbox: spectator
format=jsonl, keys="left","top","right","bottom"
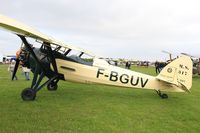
{"left": 22, "top": 65, "right": 30, "bottom": 80}
{"left": 125, "top": 61, "right": 131, "bottom": 69}
{"left": 8, "top": 60, "right": 18, "bottom": 80}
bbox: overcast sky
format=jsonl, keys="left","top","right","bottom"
{"left": 1, "top": 0, "right": 200, "bottom": 61}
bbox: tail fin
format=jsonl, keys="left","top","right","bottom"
{"left": 156, "top": 55, "right": 193, "bottom": 92}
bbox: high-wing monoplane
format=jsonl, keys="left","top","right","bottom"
{"left": 0, "top": 15, "right": 193, "bottom": 100}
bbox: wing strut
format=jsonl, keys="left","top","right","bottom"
{"left": 44, "top": 42, "right": 58, "bottom": 73}
{"left": 18, "top": 35, "right": 49, "bottom": 76}
{"left": 17, "top": 35, "right": 62, "bottom": 101}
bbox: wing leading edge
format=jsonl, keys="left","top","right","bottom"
{"left": 0, "top": 14, "right": 95, "bottom": 56}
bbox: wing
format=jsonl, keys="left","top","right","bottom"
{"left": 0, "top": 14, "right": 95, "bottom": 56}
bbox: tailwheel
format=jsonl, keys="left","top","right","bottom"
{"left": 47, "top": 82, "right": 58, "bottom": 91}
{"left": 161, "top": 93, "right": 168, "bottom": 99}
{"left": 21, "top": 88, "right": 36, "bottom": 101}
{"left": 155, "top": 90, "right": 168, "bottom": 99}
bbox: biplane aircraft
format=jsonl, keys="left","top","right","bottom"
{"left": 0, "top": 15, "right": 193, "bottom": 101}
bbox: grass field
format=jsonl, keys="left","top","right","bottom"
{"left": 0, "top": 64, "right": 200, "bottom": 133}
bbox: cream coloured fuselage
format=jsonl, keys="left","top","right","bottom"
{"left": 56, "top": 58, "right": 184, "bottom": 92}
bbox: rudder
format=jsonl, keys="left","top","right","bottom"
{"left": 156, "top": 55, "right": 193, "bottom": 92}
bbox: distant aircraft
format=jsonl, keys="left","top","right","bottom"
{"left": 0, "top": 15, "right": 193, "bottom": 100}
{"left": 162, "top": 50, "right": 173, "bottom": 61}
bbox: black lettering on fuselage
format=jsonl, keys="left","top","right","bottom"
{"left": 96, "top": 69, "right": 149, "bottom": 88}
{"left": 141, "top": 78, "right": 148, "bottom": 88}
{"left": 110, "top": 71, "right": 118, "bottom": 81}
{"left": 97, "top": 69, "right": 105, "bottom": 78}
{"left": 120, "top": 74, "right": 129, "bottom": 84}
{"left": 130, "top": 76, "right": 139, "bottom": 86}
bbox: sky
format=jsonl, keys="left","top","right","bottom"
{"left": 0, "top": 0, "right": 200, "bottom": 61}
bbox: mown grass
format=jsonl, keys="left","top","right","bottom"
{"left": 0, "top": 65, "right": 200, "bottom": 133}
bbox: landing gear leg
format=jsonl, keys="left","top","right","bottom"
{"left": 155, "top": 90, "right": 168, "bottom": 99}
{"left": 21, "top": 65, "right": 59, "bottom": 101}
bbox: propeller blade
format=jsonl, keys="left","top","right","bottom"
{"left": 12, "top": 59, "right": 20, "bottom": 80}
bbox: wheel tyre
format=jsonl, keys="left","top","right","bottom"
{"left": 47, "top": 82, "right": 58, "bottom": 91}
{"left": 161, "top": 94, "right": 168, "bottom": 99}
{"left": 21, "top": 88, "right": 36, "bottom": 101}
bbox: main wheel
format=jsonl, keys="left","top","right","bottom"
{"left": 21, "top": 88, "right": 36, "bottom": 101}
{"left": 161, "top": 93, "right": 168, "bottom": 99}
{"left": 47, "top": 82, "right": 58, "bottom": 91}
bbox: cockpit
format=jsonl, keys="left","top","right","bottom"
{"left": 51, "top": 44, "right": 109, "bottom": 67}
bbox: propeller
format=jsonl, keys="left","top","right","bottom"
{"left": 12, "top": 43, "right": 26, "bottom": 80}
{"left": 12, "top": 58, "right": 20, "bottom": 80}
